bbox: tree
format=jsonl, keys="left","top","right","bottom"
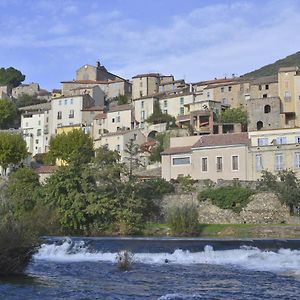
{"left": 0, "top": 133, "right": 27, "bottom": 174}
{"left": 0, "top": 99, "right": 17, "bottom": 129}
{"left": 146, "top": 101, "right": 176, "bottom": 127}
{"left": 124, "top": 139, "right": 141, "bottom": 178}
{"left": 15, "top": 94, "right": 46, "bottom": 108}
{"left": 220, "top": 107, "right": 248, "bottom": 125}
{"left": 0, "top": 67, "right": 25, "bottom": 88}
{"left": 149, "top": 133, "right": 170, "bottom": 163}
{"left": 114, "top": 95, "right": 128, "bottom": 105}
{"left": 6, "top": 167, "right": 40, "bottom": 216}
{"left": 48, "top": 129, "right": 94, "bottom": 165}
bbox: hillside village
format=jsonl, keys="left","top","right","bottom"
{"left": 1, "top": 61, "right": 300, "bottom": 183}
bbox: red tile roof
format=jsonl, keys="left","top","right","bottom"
{"left": 35, "top": 165, "right": 58, "bottom": 174}
{"left": 95, "top": 113, "right": 107, "bottom": 120}
{"left": 192, "top": 132, "right": 249, "bottom": 148}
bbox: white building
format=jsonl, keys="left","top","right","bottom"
{"left": 19, "top": 102, "right": 52, "bottom": 155}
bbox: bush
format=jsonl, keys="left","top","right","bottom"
{"left": 198, "top": 186, "right": 255, "bottom": 212}
{"left": 0, "top": 219, "right": 39, "bottom": 275}
{"left": 167, "top": 203, "right": 199, "bottom": 235}
{"left": 177, "top": 175, "right": 196, "bottom": 193}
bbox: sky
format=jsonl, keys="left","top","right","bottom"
{"left": 0, "top": 0, "right": 300, "bottom": 90}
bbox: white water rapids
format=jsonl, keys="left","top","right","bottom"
{"left": 33, "top": 239, "right": 300, "bottom": 274}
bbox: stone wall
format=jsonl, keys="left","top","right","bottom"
{"left": 161, "top": 192, "right": 299, "bottom": 224}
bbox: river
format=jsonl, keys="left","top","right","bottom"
{"left": 1, "top": 237, "right": 300, "bottom": 299}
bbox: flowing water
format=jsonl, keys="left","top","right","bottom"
{"left": 1, "top": 237, "right": 300, "bottom": 299}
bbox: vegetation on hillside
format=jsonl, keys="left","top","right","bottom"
{"left": 0, "top": 67, "right": 25, "bottom": 88}
{"left": 0, "top": 99, "right": 17, "bottom": 129}
{"left": 220, "top": 107, "right": 248, "bottom": 125}
{"left": 146, "top": 101, "right": 176, "bottom": 128}
{"left": 243, "top": 51, "right": 300, "bottom": 78}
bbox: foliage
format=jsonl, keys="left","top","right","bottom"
{"left": 113, "top": 95, "right": 128, "bottom": 105}
{"left": 0, "top": 67, "right": 25, "bottom": 88}
{"left": 257, "top": 169, "right": 300, "bottom": 213}
{"left": 0, "top": 132, "right": 27, "bottom": 173}
{"left": 6, "top": 167, "right": 40, "bottom": 216}
{"left": 15, "top": 94, "right": 47, "bottom": 108}
{"left": 149, "top": 133, "right": 170, "bottom": 163}
{"left": 0, "top": 99, "right": 17, "bottom": 129}
{"left": 177, "top": 175, "right": 196, "bottom": 193}
{"left": 124, "top": 139, "right": 141, "bottom": 177}
{"left": 220, "top": 107, "right": 248, "bottom": 125}
{"left": 198, "top": 186, "right": 255, "bottom": 212}
{"left": 167, "top": 203, "right": 199, "bottom": 235}
{"left": 244, "top": 51, "right": 300, "bottom": 78}
{"left": 0, "top": 218, "right": 38, "bottom": 275}
{"left": 48, "top": 129, "right": 94, "bottom": 165}
{"left": 146, "top": 101, "right": 176, "bottom": 128}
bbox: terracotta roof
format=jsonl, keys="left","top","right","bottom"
{"left": 192, "top": 132, "right": 249, "bottom": 148}
{"left": 95, "top": 113, "right": 107, "bottom": 120}
{"left": 132, "top": 73, "right": 160, "bottom": 79}
{"left": 161, "top": 146, "right": 192, "bottom": 155}
{"left": 35, "top": 165, "right": 58, "bottom": 174}
{"left": 108, "top": 104, "right": 133, "bottom": 112}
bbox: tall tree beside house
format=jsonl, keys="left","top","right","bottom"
{"left": 0, "top": 133, "right": 27, "bottom": 175}
{"left": 124, "top": 139, "right": 141, "bottom": 178}
{"left": 149, "top": 133, "right": 170, "bottom": 163}
{"left": 48, "top": 129, "right": 94, "bottom": 166}
{"left": 0, "top": 99, "right": 17, "bottom": 129}
{"left": 146, "top": 101, "right": 176, "bottom": 128}
{"left": 220, "top": 107, "right": 248, "bottom": 125}
{"left": 0, "top": 67, "right": 25, "bottom": 88}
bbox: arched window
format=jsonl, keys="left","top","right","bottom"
{"left": 257, "top": 121, "right": 263, "bottom": 130}
{"left": 264, "top": 105, "right": 271, "bottom": 113}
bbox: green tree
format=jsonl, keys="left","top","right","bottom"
{"left": 15, "top": 94, "right": 47, "bottom": 108}
{"left": 0, "top": 99, "right": 17, "bottom": 129}
{"left": 149, "top": 133, "right": 170, "bottom": 163}
{"left": 124, "top": 139, "right": 141, "bottom": 178}
{"left": 0, "top": 133, "right": 27, "bottom": 174}
{"left": 113, "top": 95, "right": 128, "bottom": 105}
{"left": 0, "top": 67, "right": 25, "bottom": 88}
{"left": 6, "top": 167, "right": 40, "bottom": 216}
{"left": 146, "top": 101, "right": 176, "bottom": 127}
{"left": 220, "top": 107, "right": 248, "bottom": 125}
{"left": 48, "top": 129, "right": 94, "bottom": 165}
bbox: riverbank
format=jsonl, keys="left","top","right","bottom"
{"left": 143, "top": 223, "right": 300, "bottom": 238}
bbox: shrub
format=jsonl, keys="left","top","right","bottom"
{"left": 198, "top": 186, "right": 255, "bottom": 212}
{"left": 177, "top": 175, "right": 196, "bottom": 193}
{"left": 0, "top": 219, "right": 39, "bottom": 275}
{"left": 167, "top": 203, "right": 199, "bottom": 235}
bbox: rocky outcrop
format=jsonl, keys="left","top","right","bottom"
{"left": 162, "top": 192, "right": 300, "bottom": 224}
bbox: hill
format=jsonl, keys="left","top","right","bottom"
{"left": 243, "top": 51, "right": 300, "bottom": 78}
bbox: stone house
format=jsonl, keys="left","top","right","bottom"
{"left": 12, "top": 83, "right": 40, "bottom": 98}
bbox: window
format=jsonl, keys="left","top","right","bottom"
{"left": 140, "top": 122, "right": 144, "bottom": 129}
{"left": 141, "top": 111, "right": 145, "bottom": 121}
{"left": 164, "top": 100, "right": 168, "bottom": 107}
{"left": 264, "top": 105, "right": 271, "bottom": 113}
{"left": 220, "top": 87, "right": 224, "bottom": 93}
{"left": 141, "top": 101, "right": 144, "bottom": 109}
{"left": 35, "top": 139, "right": 39, "bottom": 144}
{"left": 295, "top": 153, "right": 300, "bottom": 169}
{"left": 232, "top": 155, "right": 239, "bottom": 171}
{"left": 70, "top": 99, "right": 73, "bottom": 104}
{"left": 258, "top": 138, "right": 268, "bottom": 146}
{"left": 228, "top": 86, "right": 232, "bottom": 92}
{"left": 116, "top": 145, "right": 120, "bottom": 151}
{"left": 180, "top": 107, "right": 184, "bottom": 115}
{"left": 64, "top": 99, "right": 68, "bottom": 105}
{"left": 295, "top": 136, "right": 300, "bottom": 144}
{"left": 37, "top": 129, "right": 41, "bottom": 136}
{"left": 57, "top": 111, "right": 62, "bottom": 119}
{"left": 117, "top": 116, "right": 120, "bottom": 123}
{"left": 276, "top": 137, "right": 287, "bottom": 144}
{"left": 164, "top": 109, "right": 168, "bottom": 114}
{"left": 133, "top": 134, "right": 137, "bottom": 141}
{"left": 263, "top": 94, "right": 267, "bottom": 98}
{"left": 38, "top": 120, "right": 41, "bottom": 126}
{"left": 284, "top": 91, "right": 291, "bottom": 101}
{"left": 207, "top": 92, "right": 210, "bottom": 98}
{"left": 201, "top": 157, "right": 208, "bottom": 172}
{"left": 259, "top": 85, "right": 262, "bottom": 91}
{"left": 275, "top": 153, "right": 283, "bottom": 171}
{"left": 69, "top": 109, "right": 74, "bottom": 118}
{"left": 257, "top": 121, "right": 263, "bottom": 131}
{"left": 180, "top": 97, "right": 184, "bottom": 105}
{"left": 112, "top": 118, "right": 115, "bottom": 123}
{"left": 59, "top": 100, "right": 62, "bottom": 105}
{"left": 172, "top": 157, "right": 191, "bottom": 165}
{"left": 265, "top": 84, "right": 269, "bottom": 90}
{"left": 216, "top": 156, "right": 223, "bottom": 172}
{"left": 256, "top": 154, "right": 263, "bottom": 171}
